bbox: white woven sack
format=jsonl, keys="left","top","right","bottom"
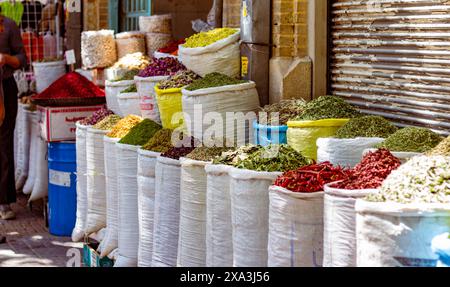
{"left": 268, "top": 186, "right": 324, "bottom": 267}
{"left": 85, "top": 128, "right": 109, "bottom": 235}
{"left": 178, "top": 158, "right": 208, "bottom": 267}
{"left": 15, "top": 106, "right": 32, "bottom": 190}
{"left": 229, "top": 168, "right": 281, "bottom": 267}
{"left": 152, "top": 156, "right": 182, "bottom": 267}
{"left": 81, "top": 30, "right": 117, "bottom": 69}
{"left": 178, "top": 30, "right": 240, "bottom": 77}
{"left": 363, "top": 148, "right": 422, "bottom": 164}
{"left": 100, "top": 137, "right": 121, "bottom": 256}
{"left": 114, "top": 143, "right": 140, "bottom": 267}
{"left": 182, "top": 82, "right": 260, "bottom": 146}
{"left": 205, "top": 164, "right": 233, "bottom": 267}
{"left": 317, "top": 137, "right": 384, "bottom": 168}
{"left": 134, "top": 75, "right": 169, "bottom": 123}
{"left": 356, "top": 200, "right": 450, "bottom": 267}
{"left": 72, "top": 123, "right": 89, "bottom": 242}
{"left": 117, "top": 92, "right": 141, "bottom": 116}
{"left": 29, "top": 134, "right": 48, "bottom": 202}
{"left": 105, "top": 80, "right": 135, "bottom": 116}
{"left": 137, "top": 149, "right": 160, "bottom": 267}
{"left": 32, "top": 60, "right": 66, "bottom": 93}
{"left": 322, "top": 184, "right": 377, "bottom": 267}
{"left": 23, "top": 112, "right": 38, "bottom": 195}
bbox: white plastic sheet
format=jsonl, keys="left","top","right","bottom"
{"left": 152, "top": 156, "right": 182, "bottom": 267}
{"left": 205, "top": 164, "right": 233, "bottom": 267}
{"left": 268, "top": 186, "right": 324, "bottom": 267}
{"left": 114, "top": 143, "right": 140, "bottom": 267}
{"left": 229, "top": 168, "right": 281, "bottom": 267}
{"left": 178, "top": 158, "right": 208, "bottom": 267}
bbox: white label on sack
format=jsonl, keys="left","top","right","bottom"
{"left": 49, "top": 169, "right": 71, "bottom": 187}
{"left": 65, "top": 50, "right": 76, "bottom": 65}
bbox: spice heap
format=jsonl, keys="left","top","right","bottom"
{"left": 142, "top": 129, "right": 173, "bottom": 153}
{"left": 33, "top": 72, "right": 105, "bottom": 100}
{"left": 367, "top": 156, "right": 450, "bottom": 204}
{"left": 120, "top": 84, "right": 137, "bottom": 94}
{"left": 119, "top": 119, "right": 162, "bottom": 146}
{"left": 186, "top": 146, "right": 233, "bottom": 162}
{"left": 137, "top": 57, "right": 186, "bottom": 78}
{"left": 107, "top": 114, "right": 143, "bottom": 138}
{"left": 333, "top": 149, "right": 402, "bottom": 190}
{"left": 212, "top": 145, "right": 262, "bottom": 166}
{"left": 183, "top": 28, "right": 238, "bottom": 48}
{"left": 335, "top": 116, "right": 398, "bottom": 139}
{"left": 158, "top": 39, "right": 185, "bottom": 55}
{"left": 274, "top": 162, "right": 349, "bottom": 193}
{"left": 79, "top": 107, "right": 114, "bottom": 126}
{"left": 237, "top": 144, "right": 312, "bottom": 172}
{"left": 111, "top": 52, "right": 151, "bottom": 71}
{"left": 259, "top": 99, "right": 306, "bottom": 126}
{"left": 376, "top": 127, "right": 443, "bottom": 153}
{"left": 112, "top": 70, "right": 139, "bottom": 82}
{"left": 186, "top": 72, "right": 246, "bottom": 91}
{"left": 93, "top": 115, "right": 122, "bottom": 130}
{"left": 427, "top": 136, "right": 450, "bottom": 156}
{"left": 295, "top": 96, "right": 361, "bottom": 121}
{"left": 161, "top": 136, "right": 198, "bottom": 160}
{"left": 158, "top": 70, "right": 201, "bottom": 90}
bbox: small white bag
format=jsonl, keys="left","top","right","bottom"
{"left": 32, "top": 60, "right": 66, "bottom": 93}
{"left": 229, "top": 168, "right": 281, "bottom": 267}
{"left": 105, "top": 80, "right": 135, "bottom": 116}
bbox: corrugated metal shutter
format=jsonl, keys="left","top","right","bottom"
{"left": 330, "top": 0, "right": 450, "bottom": 135}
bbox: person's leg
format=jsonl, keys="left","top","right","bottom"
{"left": 0, "top": 77, "right": 18, "bottom": 219}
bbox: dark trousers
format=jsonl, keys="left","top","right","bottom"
{"left": 0, "top": 77, "right": 18, "bottom": 205}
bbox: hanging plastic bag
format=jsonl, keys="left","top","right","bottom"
{"left": 100, "top": 137, "right": 121, "bottom": 256}
{"left": 137, "top": 149, "right": 160, "bottom": 267}
{"left": 114, "top": 143, "right": 140, "bottom": 267}
{"left": 268, "top": 186, "right": 324, "bottom": 267}
{"left": 178, "top": 158, "right": 209, "bottom": 267}
{"left": 23, "top": 112, "right": 39, "bottom": 195}
{"left": 229, "top": 168, "right": 281, "bottom": 267}
{"left": 152, "top": 156, "right": 182, "bottom": 267}
{"left": 205, "top": 164, "right": 233, "bottom": 267}
{"left": 15, "top": 104, "right": 32, "bottom": 190}
{"left": 29, "top": 134, "right": 48, "bottom": 202}
{"left": 287, "top": 119, "right": 350, "bottom": 161}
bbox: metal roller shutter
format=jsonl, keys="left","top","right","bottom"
{"left": 330, "top": 0, "right": 450, "bottom": 135}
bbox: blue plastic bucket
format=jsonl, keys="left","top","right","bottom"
{"left": 48, "top": 142, "right": 77, "bottom": 237}
{"left": 253, "top": 121, "right": 288, "bottom": 146}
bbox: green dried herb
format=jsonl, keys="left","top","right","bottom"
{"left": 427, "top": 135, "right": 450, "bottom": 156}
{"left": 93, "top": 115, "right": 122, "bottom": 130}
{"left": 142, "top": 129, "right": 174, "bottom": 153}
{"left": 119, "top": 119, "right": 162, "bottom": 146}
{"left": 158, "top": 70, "right": 201, "bottom": 90}
{"left": 120, "top": 84, "right": 137, "bottom": 93}
{"left": 376, "top": 127, "right": 443, "bottom": 153}
{"left": 237, "top": 144, "right": 312, "bottom": 172}
{"left": 185, "top": 72, "right": 246, "bottom": 91}
{"left": 335, "top": 116, "right": 398, "bottom": 139}
{"left": 296, "top": 96, "right": 362, "bottom": 121}
{"left": 186, "top": 146, "right": 233, "bottom": 162}
{"left": 212, "top": 145, "right": 262, "bottom": 166}
{"left": 112, "top": 70, "right": 140, "bottom": 82}
{"left": 259, "top": 99, "right": 306, "bottom": 126}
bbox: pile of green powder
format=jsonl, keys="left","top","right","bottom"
{"left": 237, "top": 144, "right": 312, "bottom": 172}
{"left": 186, "top": 146, "right": 233, "bottom": 162}
{"left": 119, "top": 119, "right": 162, "bottom": 146}
{"left": 259, "top": 99, "right": 306, "bottom": 126}
{"left": 427, "top": 135, "right": 450, "bottom": 156}
{"left": 120, "top": 84, "right": 137, "bottom": 93}
{"left": 93, "top": 115, "right": 122, "bottom": 130}
{"left": 335, "top": 116, "right": 398, "bottom": 139}
{"left": 212, "top": 145, "right": 261, "bottom": 166}
{"left": 296, "top": 96, "right": 362, "bottom": 121}
{"left": 185, "top": 72, "right": 246, "bottom": 91}
{"left": 142, "top": 129, "right": 174, "bottom": 153}
{"left": 376, "top": 127, "right": 443, "bottom": 153}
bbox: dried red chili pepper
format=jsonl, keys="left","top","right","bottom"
{"left": 333, "top": 148, "right": 401, "bottom": 190}
{"left": 274, "top": 162, "right": 350, "bottom": 193}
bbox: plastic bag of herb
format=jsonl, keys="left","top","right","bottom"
{"left": 142, "top": 129, "right": 174, "bottom": 153}
{"left": 295, "top": 96, "right": 362, "bottom": 121}
{"left": 119, "top": 119, "right": 162, "bottom": 146}
{"left": 375, "top": 127, "right": 443, "bottom": 153}
{"left": 212, "top": 145, "right": 262, "bottom": 166}
{"left": 335, "top": 116, "right": 398, "bottom": 139}
{"left": 259, "top": 99, "right": 306, "bottom": 126}
{"left": 93, "top": 115, "right": 122, "bottom": 131}
{"left": 185, "top": 72, "right": 246, "bottom": 91}
{"left": 186, "top": 146, "right": 233, "bottom": 162}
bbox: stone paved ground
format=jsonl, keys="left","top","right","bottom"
{"left": 0, "top": 194, "right": 83, "bottom": 267}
